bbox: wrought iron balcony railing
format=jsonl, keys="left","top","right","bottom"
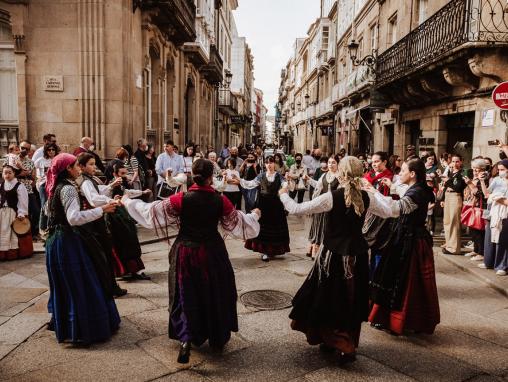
{"left": 376, "top": 0, "right": 508, "bottom": 87}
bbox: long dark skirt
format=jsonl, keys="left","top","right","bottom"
{"left": 308, "top": 212, "right": 327, "bottom": 245}
{"left": 46, "top": 228, "right": 120, "bottom": 344}
{"left": 369, "top": 238, "right": 440, "bottom": 335}
{"left": 168, "top": 238, "right": 238, "bottom": 348}
{"left": 106, "top": 206, "right": 145, "bottom": 276}
{"left": 289, "top": 248, "right": 370, "bottom": 354}
{"left": 245, "top": 194, "right": 290, "bottom": 256}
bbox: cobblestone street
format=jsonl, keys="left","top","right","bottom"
{"left": 1, "top": 216, "right": 507, "bottom": 382}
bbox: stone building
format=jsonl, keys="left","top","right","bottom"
{"left": 278, "top": 0, "right": 508, "bottom": 162}
{"left": 0, "top": 0, "right": 258, "bottom": 158}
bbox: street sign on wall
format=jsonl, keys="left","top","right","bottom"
{"left": 492, "top": 81, "right": 508, "bottom": 110}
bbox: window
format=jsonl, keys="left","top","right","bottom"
{"left": 357, "top": 35, "right": 364, "bottom": 61}
{"left": 369, "top": 24, "right": 377, "bottom": 53}
{"left": 418, "top": 0, "right": 428, "bottom": 25}
{"left": 387, "top": 13, "right": 398, "bottom": 47}
{"left": 322, "top": 26, "right": 329, "bottom": 51}
{"left": 0, "top": 22, "right": 18, "bottom": 126}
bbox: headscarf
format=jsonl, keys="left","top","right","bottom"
{"left": 338, "top": 156, "right": 365, "bottom": 216}
{"left": 45, "top": 153, "right": 77, "bottom": 199}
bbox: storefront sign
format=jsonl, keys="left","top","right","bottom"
{"left": 43, "top": 76, "right": 64, "bottom": 92}
{"left": 492, "top": 81, "right": 508, "bottom": 110}
{"left": 481, "top": 109, "right": 495, "bottom": 127}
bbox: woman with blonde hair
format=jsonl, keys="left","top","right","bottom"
{"left": 279, "top": 156, "right": 372, "bottom": 364}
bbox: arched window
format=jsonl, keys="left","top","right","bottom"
{"left": 0, "top": 12, "right": 18, "bottom": 155}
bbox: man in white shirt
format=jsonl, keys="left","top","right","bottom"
{"left": 302, "top": 150, "right": 314, "bottom": 173}
{"left": 32, "top": 134, "right": 56, "bottom": 163}
{"left": 155, "top": 140, "right": 185, "bottom": 185}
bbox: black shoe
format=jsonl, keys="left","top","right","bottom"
{"left": 113, "top": 284, "right": 128, "bottom": 297}
{"left": 338, "top": 352, "right": 356, "bottom": 365}
{"left": 261, "top": 255, "right": 269, "bottom": 262}
{"left": 370, "top": 322, "right": 385, "bottom": 331}
{"left": 177, "top": 341, "right": 191, "bottom": 364}
{"left": 319, "top": 343, "right": 335, "bottom": 353}
{"left": 128, "top": 272, "right": 151, "bottom": 281}
{"left": 442, "top": 248, "right": 455, "bottom": 255}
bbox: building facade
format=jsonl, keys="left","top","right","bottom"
{"left": 0, "top": 0, "right": 259, "bottom": 157}
{"left": 278, "top": 0, "right": 508, "bottom": 162}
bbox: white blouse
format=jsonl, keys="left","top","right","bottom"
{"left": 240, "top": 172, "right": 288, "bottom": 190}
{"left": 280, "top": 188, "right": 404, "bottom": 219}
{"left": 80, "top": 178, "right": 143, "bottom": 207}
{"left": 1, "top": 179, "right": 29, "bottom": 217}
{"left": 123, "top": 197, "right": 260, "bottom": 240}
{"left": 60, "top": 185, "right": 103, "bottom": 226}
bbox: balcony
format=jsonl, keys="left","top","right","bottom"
{"left": 135, "top": 0, "right": 196, "bottom": 46}
{"left": 219, "top": 89, "right": 238, "bottom": 115}
{"left": 183, "top": 17, "right": 211, "bottom": 66}
{"left": 200, "top": 45, "right": 223, "bottom": 85}
{"left": 316, "top": 96, "right": 333, "bottom": 117}
{"left": 376, "top": 0, "right": 508, "bottom": 88}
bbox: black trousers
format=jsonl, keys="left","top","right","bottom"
{"left": 470, "top": 228, "right": 485, "bottom": 256}
{"left": 223, "top": 191, "right": 242, "bottom": 210}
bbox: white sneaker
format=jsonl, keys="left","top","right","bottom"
{"left": 465, "top": 241, "right": 474, "bottom": 250}
{"left": 470, "top": 255, "right": 484, "bottom": 261}
{"left": 478, "top": 263, "right": 488, "bottom": 269}
{"left": 495, "top": 270, "right": 507, "bottom": 276}
{"left": 464, "top": 252, "right": 475, "bottom": 257}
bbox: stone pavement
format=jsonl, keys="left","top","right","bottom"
{"left": 1, "top": 216, "right": 508, "bottom": 381}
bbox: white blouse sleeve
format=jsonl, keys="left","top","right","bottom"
{"left": 221, "top": 210, "right": 260, "bottom": 240}
{"left": 366, "top": 190, "right": 418, "bottom": 218}
{"left": 213, "top": 177, "right": 227, "bottom": 192}
{"left": 240, "top": 178, "right": 260, "bottom": 190}
{"left": 166, "top": 173, "right": 187, "bottom": 188}
{"left": 123, "top": 198, "right": 169, "bottom": 229}
{"left": 16, "top": 183, "right": 29, "bottom": 217}
{"left": 280, "top": 191, "right": 333, "bottom": 215}
{"left": 81, "top": 179, "right": 113, "bottom": 207}
{"left": 61, "top": 185, "right": 103, "bottom": 226}
{"left": 124, "top": 189, "right": 144, "bottom": 199}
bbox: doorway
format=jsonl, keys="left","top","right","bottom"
{"left": 445, "top": 112, "right": 475, "bottom": 166}
{"left": 184, "top": 78, "right": 196, "bottom": 145}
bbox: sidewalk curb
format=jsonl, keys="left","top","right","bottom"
{"left": 33, "top": 234, "right": 178, "bottom": 254}
{"left": 438, "top": 251, "right": 508, "bottom": 298}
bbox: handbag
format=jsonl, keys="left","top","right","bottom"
{"left": 460, "top": 198, "right": 486, "bottom": 230}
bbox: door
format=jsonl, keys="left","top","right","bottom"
{"left": 445, "top": 112, "right": 474, "bottom": 166}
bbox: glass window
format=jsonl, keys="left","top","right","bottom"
{"left": 0, "top": 21, "right": 17, "bottom": 125}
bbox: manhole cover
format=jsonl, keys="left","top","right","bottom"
{"left": 240, "top": 290, "right": 293, "bottom": 311}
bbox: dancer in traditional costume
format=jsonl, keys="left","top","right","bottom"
{"left": 238, "top": 155, "right": 290, "bottom": 262}
{"left": 306, "top": 155, "right": 340, "bottom": 259}
{"left": 78, "top": 154, "right": 150, "bottom": 282}
{"left": 0, "top": 165, "right": 32, "bottom": 261}
{"left": 362, "top": 151, "right": 394, "bottom": 276}
{"left": 279, "top": 156, "right": 377, "bottom": 363}
{"left": 45, "top": 153, "right": 120, "bottom": 344}
{"left": 367, "top": 158, "right": 440, "bottom": 335}
{"left": 122, "top": 159, "right": 260, "bottom": 364}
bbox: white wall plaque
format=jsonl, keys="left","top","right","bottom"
{"left": 43, "top": 76, "right": 64, "bottom": 92}
{"left": 481, "top": 109, "right": 494, "bottom": 127}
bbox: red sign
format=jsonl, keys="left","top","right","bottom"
{"left": 492, "top": 81, "right": 508, "bottom": 110}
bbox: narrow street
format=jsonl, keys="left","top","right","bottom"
{"left": 1, "top": 216, "right": 507, "bottom": 382}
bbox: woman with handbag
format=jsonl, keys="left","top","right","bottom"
{"left": 462, "top": 158, "right": 489, "bottom": 262}
{"left": 288, "top": 153, "right": 308, "bottom": 203}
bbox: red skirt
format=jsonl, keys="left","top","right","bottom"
{"left": 111, "top": 247, "right": 145, "bottom": 277}
{"left": 369, "top": 239, "right": 440, "bottom": 335}
{"left": 244, "top": 239, "right": 290, "bottom": 256}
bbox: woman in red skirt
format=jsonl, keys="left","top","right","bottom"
{"left": 365, "top": 158, "right": 440, "bottom": 335}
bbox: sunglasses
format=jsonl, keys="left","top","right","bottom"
{"left": 47, "top": 148, "right": 56, "bottom": 152}
{"left": 20, "top": 146, "right": 30, "bottom": 150}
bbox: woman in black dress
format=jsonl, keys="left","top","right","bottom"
{"left": 279, "top": 156, "right": 372, "bottom": 363}
{"left": 240, "top": 155, "right": 290, "bottom": 262}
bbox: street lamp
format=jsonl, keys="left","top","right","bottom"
{"left": 224, "top": 69, "right": 233, "bottom": 88}
{"left": 347, "top": 39, "right": 377, "bottom": 68}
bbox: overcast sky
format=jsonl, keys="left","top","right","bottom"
{"left": 234, "top": 0, "right": 321, "bottom": 116}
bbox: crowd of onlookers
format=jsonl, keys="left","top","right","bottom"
{"left": 2, "top": 134, "right": 508, "bottom": 277}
